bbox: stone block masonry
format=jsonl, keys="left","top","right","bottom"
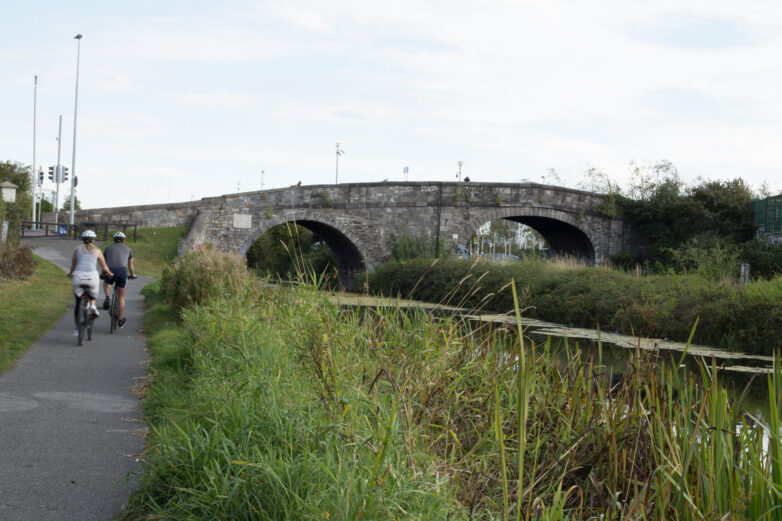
{"left": 57, "top": 182, "right": 646, "bottom": 289}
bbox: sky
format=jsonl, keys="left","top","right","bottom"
{"left": 2, "top": 0, "right": 782, "bottom": 210}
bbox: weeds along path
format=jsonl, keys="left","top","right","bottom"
{"left": 0, "top": 238, "right": 151, "bottom": 520}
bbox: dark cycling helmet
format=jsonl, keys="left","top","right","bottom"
{"left": 113, "top": 231, "right": 126, "bottom": 242}
{"left": 81, "top": 229, "right": 97, "bottom": 243}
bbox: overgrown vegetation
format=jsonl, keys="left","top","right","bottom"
{"left": 246, "top": 222, "right": 336, "bottom": 281}
{"left": 576, "top": 162, "right": 780, "bottom": 279}
{"left": 129, "top": 252, "right": 782, "bottom": 520}
{"left": 389, "top": 223, "right": 449, "bottom": 260}
{"left": 160, "top": 245, "right": 251, "bottom": 310}
{"left": 0, "top": 256, "right": 71, "bottom": 374}
{"left": 364, "top": 257, "right": 782, "bottom": 354}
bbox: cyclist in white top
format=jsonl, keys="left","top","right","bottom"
{"left": 67, "top": 230, "right": 112, "bottom": 336}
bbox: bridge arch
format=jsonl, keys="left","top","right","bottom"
{"left": 461, "top": 207, "right": 597, "bottom": 262}
{"left": 238, "top": 211, "right": 368, "bottom": 289}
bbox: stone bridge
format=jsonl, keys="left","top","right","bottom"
{"left": 59, "top": 182, "right": 644, "bottom": 288}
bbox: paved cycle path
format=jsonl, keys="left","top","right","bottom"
{"left": 0, "top": 238, "right": 150, "bottom": 520}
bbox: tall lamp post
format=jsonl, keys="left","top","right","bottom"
{"left": 69, "top": 33, "right": 82, "bottom": 226}
{"left": 32, "top": 75, "right": 38, "bottom": 228}
{"left": 335, "top": 142, "right": 344, "bottom": 184}
{"left": 456, "top": 161, "right": 463, "bottom": 182}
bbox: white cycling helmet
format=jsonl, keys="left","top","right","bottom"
{"left": 81, "top": 229, "right": 97, "bottom": 242}
{"left": 113, "top": 231, "right": 126, "bottom": 240}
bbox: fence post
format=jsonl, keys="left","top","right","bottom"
{"left": 740, "top": 263, "right": 750, "bottom": 283}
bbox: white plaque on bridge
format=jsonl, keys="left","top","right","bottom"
{"left": 233, "top": 213, "right": 252, "bottom": 229}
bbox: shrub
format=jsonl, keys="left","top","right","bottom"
{"left": 160, "top": 245, "right": 251, "bottom": 310}
{"left": 609, "top": 251, "right": 638, "bottom": 271}
{"left": 740, "top": 238, "right": 782, "bottom": 280}
{"left": 0, "top": 245, "right": 35, "bottom": 280}
{"left": 664, "top": 234, "right": 741, "bottom": 281}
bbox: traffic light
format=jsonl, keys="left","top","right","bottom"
{"left": 73, "top": 176, "right": 78, "bottom": 188}
{"left": 62, "top": 166, "right": 69, "bottom": 182}
{"left": 48, "top": 166, "right": 54, "bottom": 182}
{"left": 38, "top": 168, "right": 44, "bottom": 185}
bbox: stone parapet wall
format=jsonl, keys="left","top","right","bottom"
{"left": 41, "top": 200, "right": 205, "bottom": 228}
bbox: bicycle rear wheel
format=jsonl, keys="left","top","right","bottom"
{"left": 78, "top": 300, "right": 87, "bottom": 346}
{"left": 87, "top": 314, "right": 93, "bottom": 341}
{"left": 110, "top": 292, "right": 117, "bottom": 333}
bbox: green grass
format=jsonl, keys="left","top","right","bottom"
{"left": 0, "top": 256, "right": 72, "bottom": 374}
{"left": 120, "top": 226, "right": 187, "bottom": 279}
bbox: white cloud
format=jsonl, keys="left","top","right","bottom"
{"left": 3, "top": 0, "right": 782, "bottom": 209}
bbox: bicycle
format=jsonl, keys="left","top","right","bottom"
{"left": 106, "top": 274, "right": 137, "bottom": 334}
{"left": 76, "top": 285, "right": 95, "bottom": 346}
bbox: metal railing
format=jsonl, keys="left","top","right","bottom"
{"left": 20, "top": 221, "right": 138, "bottom": 242}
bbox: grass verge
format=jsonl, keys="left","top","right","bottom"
{"left": 120, "top": 226, "right": 187, "bottom": 279}
{"left": 0, "top": 256, "right": 72, "bottom": 374}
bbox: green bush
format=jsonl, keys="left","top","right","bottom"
{"left": 618, "top": 177, "right": 754, "bottom": 268}
{"left": 740, "top": 238, "right": 782, "bottom": 279}
{"left": 160, "top": 245, "right": 251, "bottom": 311}
{"left": 664, "top": 234, "right": 741, "bottom": 281}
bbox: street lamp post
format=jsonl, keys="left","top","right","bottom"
{"left": 69, "top": 34, "right": 82, "bottom": 225}
{"left": 335, "top": 143, "right": 344, "bottom": 184}
{"left": 456, "top": 161, "right": 463, "bottom": 182}
{"left": 32, "top": 75, "right": 38, "bottom": 228}
{"left": 55, "top": 115, "right": 63, "bottom": 226}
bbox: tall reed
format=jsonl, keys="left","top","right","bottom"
{"left": 129, "top": 261, "right": 782, "bottom": 519}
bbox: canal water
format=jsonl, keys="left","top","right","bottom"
{"left": 329, "top": 292, "right": 775, "bottom": 412}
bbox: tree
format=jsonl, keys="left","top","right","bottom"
{"left": 0, "top": 161, "right": 32, "bottom": 249}
{"left": 61, "top": 196, "right": 82, "bottom": 211}
{"left": 246, "top": 223, "right": 335, "bottom": 282}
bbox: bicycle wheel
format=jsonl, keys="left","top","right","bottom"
{"left": 110, "top": 292, "right": 117, "bottom": 333}
{"left": 87, "top": 313, "right": 93, "bottom": 341}
{"left": 78, "top": 300, "right": 87, "bottom": 346}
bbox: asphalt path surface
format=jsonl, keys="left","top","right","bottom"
{"left": 0, "top": 238, "right": 150, "bottom": 520}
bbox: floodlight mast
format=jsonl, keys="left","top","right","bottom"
{"left": 69, "top": 34, "right": 82, "bottom": 225}
{"left": 32, "top": 75, "right": 38, "bottom": 228}
{"left": 55, "top": 115, "right": 63, "bottom": 226}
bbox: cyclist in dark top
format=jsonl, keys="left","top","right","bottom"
{"left": 102, "top": 232, "right": 137, "bottom": 328}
